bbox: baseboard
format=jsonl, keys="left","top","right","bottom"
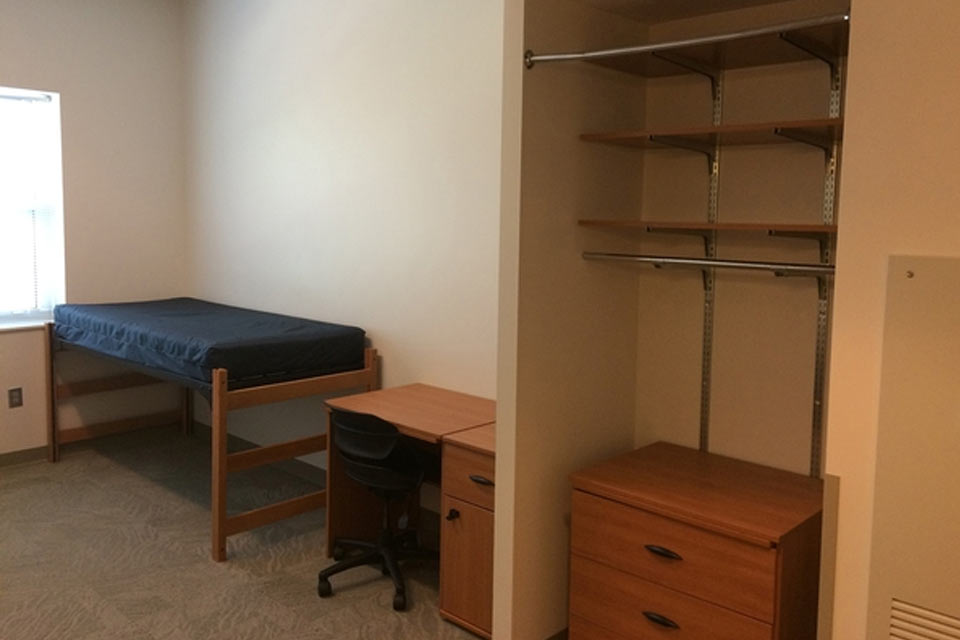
{"left": 190, "top": 421, "right": 327, "bottom": 487}
{"left": 0, "top": 446, "right": 46, "bottom": 468}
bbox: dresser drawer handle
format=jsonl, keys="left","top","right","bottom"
{"left": 469, "top": 474, "right": 495, "bottom": 487}
{"left": 644, "top": 544, "right": 683, "bottom": 561}
{"left": 445, "top": 508, "right": 460, "bottom": 521}
{"left": 643, "top": 611, "right": 680, "bottom": 630}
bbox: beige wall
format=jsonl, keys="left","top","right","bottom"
{"left": 494, "top": 0, "right": 525, "bottom": 635}
{"left": 183, "top": 0, "right": 502, "bottom": 408}
{"left": 0, "top": 328, "right": 48, "bottom": 454}
{"left": 825, "top": 1, "right": 960, "bottom": 637}
{"left": 501, "top": 1, "right": 648, "bottom": 637}
{"left": 0, "top": 0, "right": 188, "bottom": 454}
{"left": 0, "top": 0, "right": 188, "bottom": 304}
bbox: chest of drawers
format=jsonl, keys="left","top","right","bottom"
{"left": 568, "top": 442, "right": 823, "bottom": 640}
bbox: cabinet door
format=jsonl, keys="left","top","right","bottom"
{"left": 440, "top": 495, "right": 494, "bottom": 634}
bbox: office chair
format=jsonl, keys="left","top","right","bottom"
{"left": 317, "top": 409, "right": 425, "bottom": 611}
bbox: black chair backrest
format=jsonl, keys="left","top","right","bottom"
{"left": 330, "top": 409, "right": 399, "bottom": 461}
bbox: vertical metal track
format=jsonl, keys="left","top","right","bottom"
{"left": 810, "top": 272, "right": 830, "bottom": 477}
{"left": 652, "top": 51, "right": 723, "bottom": 452}
{"left": 809, "top": 58, "right": 843, "bottom": 477}
{"left": 699, "top": 73, "right": 723, "bottom": 452}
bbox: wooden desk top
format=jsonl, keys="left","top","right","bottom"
{"left": 444, "top": 422, "right": 495, "bottom": 455}
{"left": 326, "top": 383, "right": 495, "bottom": 443}
{"left": 571, "top": 442, "right": 823, "bottom": 547}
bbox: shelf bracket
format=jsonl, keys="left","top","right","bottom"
{"left": 649, "top": 135, "right": 717, "bottom": 169}
{"left": 780, "top": 32, "right": 845, "bottom": 119}
{"left": 645, "top": 226, "right": 712, "bottom": 240}
{"left": 768, "top": 229, "right": 834, "bottom": 242}
{"left": 773, "top": 127, "right": 833, "bottom": 154}
{"left": 778, "top": 32, "right": 841, "bottom": 69}
{"left": 652, "top": 50, "right": 724, "bottom": 126}
{"left": 651, "top": 51, "right": 719, "bottom": 82}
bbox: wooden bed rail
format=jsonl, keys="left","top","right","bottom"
{"left": 47, "top": 321, "right": 381, "bottom": 562}
{"left": 224, "top": 491, "right": 327, "bottom": 537}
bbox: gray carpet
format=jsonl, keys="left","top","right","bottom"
{"left": 0, "top": 426, "right": 477, "bottom": 640}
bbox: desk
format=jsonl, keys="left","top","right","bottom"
{"left": 325, "top": 383, "right": 495, "bottom": 444}
{"left": 325, "top": 383, "right": 495, "bottom": 547}
{"left": 327, "top": 384, "right": 496, "bottom": 638}
{"left": 324, "top": 383, "right": 495, "bottom": 636}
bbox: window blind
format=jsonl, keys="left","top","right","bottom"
{"left": 0, "top": 87, "right": 64, "bottom": 318}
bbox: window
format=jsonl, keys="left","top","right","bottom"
{"left": 0, "top": 86, "right": 64, "bottom": 320}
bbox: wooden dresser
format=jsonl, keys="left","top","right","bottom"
{"left": 440, "top": 423, "right": 496, "bottom": 638}
{"left": 568, "top": 442, "right": 823, "bottom": 640}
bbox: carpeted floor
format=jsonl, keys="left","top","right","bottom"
{"left": 0, "top": 427, "right": 477, "bottom": 640}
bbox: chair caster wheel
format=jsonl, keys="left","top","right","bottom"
{"left": 332, "top": 546, "right": 346, "bottom": 561}
{"left": 393, "top": 592, "right": 406, "bottom": 611}
{"left": 317, "top": 577, "right": 333, "bottom": 598}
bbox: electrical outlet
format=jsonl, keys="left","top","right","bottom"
{"left": 8, "top": 387, "right": 23, "bottom": 408}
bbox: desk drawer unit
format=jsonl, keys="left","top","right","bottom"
{"left": 440, "top": 424, "right": 496, "bottom": 638}
{"left": 568, "top": 443, "right": 823, "bottom": 640}
{"left": 442, "top": 444, "right": 495, "bottom": 511}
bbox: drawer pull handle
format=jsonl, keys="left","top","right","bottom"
{"left": 643, "top": 611, "right": 680, "bottom": 630}
{"left": 644, "top": 544, "right": 683, "bottom": 561}
{"left": 445, "top": 508, "right": 460, "bottom": 521}
{"left": 469, "top": 474, "right": 495, "bottom": 487}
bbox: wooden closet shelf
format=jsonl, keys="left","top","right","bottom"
{"left": 581, "top": 118, "right": 842, "bottom": 150}
{"left": 526, "top": 14, "right": 849, "bottom": 78}
{"left": 579, "top": 220, "right": 838, "bottom": 234}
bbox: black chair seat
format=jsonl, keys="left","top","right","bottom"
{"left": 317, "top": 408, "right": 427, "bottom": 611}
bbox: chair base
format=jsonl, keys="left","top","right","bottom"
{"left": 318, "top": 529, "right": 428, "bottom": 611}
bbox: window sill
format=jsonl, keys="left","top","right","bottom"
{"left": 0, "top": 313, "right": 52, "bottom": 334}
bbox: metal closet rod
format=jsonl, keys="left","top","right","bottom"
{"left": 525, "top": 13, "right": 849, "bottom": 67}
{"left": 583, "top": 252, "right": 835, "bottom": 276}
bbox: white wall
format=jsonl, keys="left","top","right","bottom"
{"left": 0, "top": 0, "right": 188, "bottom": 454}
{"left": 825, "top": 1, "right": 960, "bottom": 637}
{"left": 184, "top": 1, "right": 503, "bottom": 412}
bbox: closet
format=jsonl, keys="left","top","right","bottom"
{"left": 525, "top": 4, "right": 848, "bottom": 476}
{"left": 499, "top": 0, "right": 850, "bottom": 637}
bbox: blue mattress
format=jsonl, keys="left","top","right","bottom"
{"left": 54, "top": 298, "right": 366, "bottom": 390}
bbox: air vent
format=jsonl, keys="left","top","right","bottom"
{"left": 891, "top": 599, "right": 960, "bottom": 640}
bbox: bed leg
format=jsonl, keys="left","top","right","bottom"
{"left": 45, "top": 323, "right": 60, "bottom": 463}
{"left": 211, "top": 368, "right": 228, "bottom": 562}
{"left": 365, "top": 348, "right": 380, "bottom": 391}
{"left": 180, "top": 388, "right": 194, "bottom": 435}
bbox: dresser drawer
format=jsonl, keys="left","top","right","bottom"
{"left": 569, "top": 615, "right": 632, "bottom": 640}
{"left": 442, "top": 443, "right": 495, "bottom": 510}
{"left": 571, "top": 490, "right": 776, "bottom": 622}
{"left": 569, "top": 555, "right": 772, "bottom": 640}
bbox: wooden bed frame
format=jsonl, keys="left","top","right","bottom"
{"left": 44, "top": 323, "right": 380, "bottom": 561}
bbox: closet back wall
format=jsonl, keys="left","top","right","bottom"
{"left": 184, "top": 1, "right": 503, "bottom": 446}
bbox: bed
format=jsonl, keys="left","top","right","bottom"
{"left": 46, "top": 297, "right": 380, "bottom": 561}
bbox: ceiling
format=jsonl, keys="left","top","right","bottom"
{"left": 579, "top": 0, "right": 787, "bottom": 23}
